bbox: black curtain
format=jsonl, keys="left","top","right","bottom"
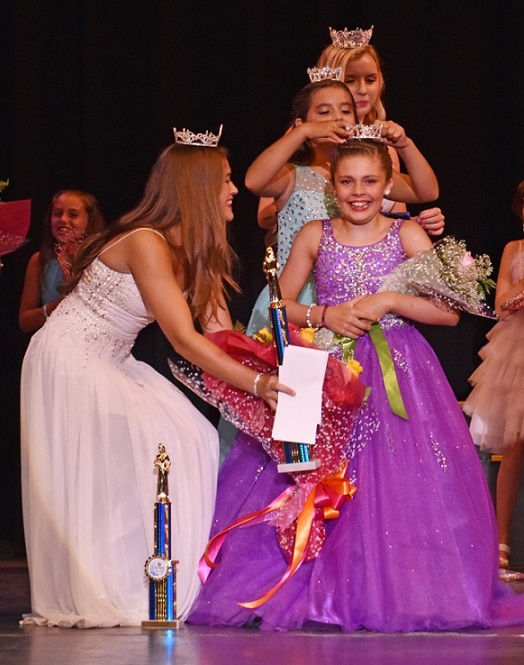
{"left": 1, "top": 0, "right": 523, "bottom": 547}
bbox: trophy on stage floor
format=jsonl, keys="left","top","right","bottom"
{"left": 142, "top": 443, "right": 180, "bottom": 629}
{"left": 263, "top": 247, "right": 320, "bottom": 472}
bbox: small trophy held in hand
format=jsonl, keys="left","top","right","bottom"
{"left": 142, "top": 443, "right": 180, "bottom": 629}
{"left": 263, "top": 247, "right": 320, "bottom": 472}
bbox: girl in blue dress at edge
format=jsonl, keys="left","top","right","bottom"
{"left": 19, "top": 189, "right": 105, "bottom": 333}
{"left": 188, "top": 139, "right": 524, "bottom": 632}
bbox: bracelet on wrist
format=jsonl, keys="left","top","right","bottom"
{"left": 253, "top": 372, "right": 263, "bottom": 398}
{"left": 305, "top": 303, "right": 317, "bottom": 329}
{"left": 320, "top": 305, "right": 329, "bottom": 328}
{"left": 42, "top": 304, "right": 49, "bottom": 320}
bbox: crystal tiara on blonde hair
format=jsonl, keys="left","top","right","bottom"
{"left": 347, "top": 123, "right": 383, "bottom": 141}
{"left": 307, "top": 66, "right": 343, "bottom": 82}
{"left": 329, "top": 25, "right": 374, "bottom": 49}
{"left": 173, "top": 124, "right": 223, "bottom": 147}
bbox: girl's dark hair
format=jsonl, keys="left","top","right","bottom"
{"left": 330, "top": 139, "right": 393, "bottom": 182}
{"left": 289, "top": 80, "right": 357, "bottom": 166}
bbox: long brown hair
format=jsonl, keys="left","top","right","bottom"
{"left": 68, "top": 143, "right": 239, "bottom": 324}
{"left": 39, "top": 189, "right": 105, "bottom": 274}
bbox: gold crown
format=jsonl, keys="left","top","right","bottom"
{"left": 307, "top": 66, "right": 343, "bottom": 83}
{"left": 173, "top": 124, "right": 223, "bottom": 147}
{"left": 347, "top": 123, "right": 383, "bottom": 140}
{"left": 329, "top": 25, "right": 374, "bottom": 49}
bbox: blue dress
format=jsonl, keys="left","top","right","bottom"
{"left": 246, "top": 166, "right": 335, "bottom": 336}
{"left": 189, "top": 219, "right": 524, "bottom": 632}
{"left": 41, "top": 258, "right": 64, "bottom": 304}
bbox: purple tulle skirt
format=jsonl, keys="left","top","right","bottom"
{"left": 189, "top": 324, "right": 524, "bottom": 632}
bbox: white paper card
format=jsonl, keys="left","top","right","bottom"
{"left": 272, "top": 345, "right": 328, "bottom": 444}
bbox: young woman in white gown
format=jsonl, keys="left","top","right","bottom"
{"left": 20, "top": 131, "right": 290, "bottom": 628}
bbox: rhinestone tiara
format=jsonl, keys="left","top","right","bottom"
{"left": 347, "top": 123, "right": 383, "bottom": 141}
{"left": 329, "top": 25, "right": 374, "bottom": 49}
{"left": 307, "top": 66, "right": 343, "bottom": 83}
{"left": 173, "top": 124, "right": 223, "bottom": 147}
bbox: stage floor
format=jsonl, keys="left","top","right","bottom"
{"left": 2, "top": 562, "right": 524, "bottom": 664}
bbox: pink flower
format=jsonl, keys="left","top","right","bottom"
{"left": 461, "top": 251, "right": 474, "bottom": 267}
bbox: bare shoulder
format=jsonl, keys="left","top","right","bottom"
{"left": 293, "top": 218, "right": 323, "bottom": 246}
{"left": 300, "top": 218, "right": 323, "bottom": 235}
{"left": 27, "top": 251, "right": 41, "bottom": 269}
{"left": 101, "top": 227, "right": 169, "bottom": 273}
{"left": 398, "top": 218, "right": 432, "bottom": 257}
{"left": 502, "top": 239, "right": 521, "bottom": 258}
{"left": 124, "top": 228, "right": 170, "bottom": 264}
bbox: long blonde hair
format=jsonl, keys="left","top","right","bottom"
{"left": 316, "top": 44, "right": 386, "bottom": 123}
{"left": 68, "top": 143, "right": 238, "bottom": 323}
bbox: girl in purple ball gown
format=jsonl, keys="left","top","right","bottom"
{"left": 188, "top": 139, "right": 524, "bottom": 632}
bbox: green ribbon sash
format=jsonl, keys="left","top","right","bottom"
{"left": 334, "top": 322, "right": 408, "bottom": 420}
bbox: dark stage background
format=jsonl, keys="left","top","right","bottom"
{"left": 1, "top": 1, "right": 523, "bottom": 550}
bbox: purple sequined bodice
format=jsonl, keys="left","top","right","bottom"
{"left": 315, "top": 218, "right": 406, "bottom": 305}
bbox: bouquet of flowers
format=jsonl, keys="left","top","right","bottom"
{"left": 0, "top": 181, "right": 31, "bottom": 269}
{"left": 377, "top": 236, "right": 497, "bottom": 318}
{"left": 169, "top": 326, "right": 367, "bottom": 604}
{"left": 55, "top": 231, "right": 88, "bottom": 281}
{"left": 169, "top": 326, "right": 365, "bottom": 484}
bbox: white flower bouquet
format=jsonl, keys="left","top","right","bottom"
{"left": 378, "top": 236, "right": 497, "bottom": 318}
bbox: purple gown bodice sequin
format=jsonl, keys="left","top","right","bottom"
{"left": 315, "top": 218, "right": 406, "bottom": 302}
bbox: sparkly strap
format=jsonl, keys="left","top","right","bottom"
{"left": 98, "top": 228, "right": 166, "bottom": 257}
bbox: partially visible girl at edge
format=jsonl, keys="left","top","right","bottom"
{"left": 19, "top": 189, "right": 105, "bottom": 332}
{"left": 463, "top": 180, "right": 524, "bottom": 570}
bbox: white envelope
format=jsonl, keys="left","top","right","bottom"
{"left": 272, "top": 345, "right": 328, "bottom": 444}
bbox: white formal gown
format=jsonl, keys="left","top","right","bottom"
{"left": 20, "top": 229, "right": 219, "bottom": 627}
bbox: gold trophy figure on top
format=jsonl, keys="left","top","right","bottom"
{"left": 142, "top": 443, "right": 180, "bottom": 628}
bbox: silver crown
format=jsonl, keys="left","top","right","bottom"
{"left": 347, "top": 123, "right": 383, "bottom": 141}
{"left": 329, "top": 25, "right": 374, "bottom": 49}
{"left": 307, "top": 65, "right": 343, "bottom": 83}
{"left": 173, "top": 124, "right": 223, "bottom": 147}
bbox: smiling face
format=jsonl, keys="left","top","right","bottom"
{"left": 50, "top": 193, "right": 89, "bottom": 243}
{"left": 332, "top": 153, "right": 391, "bottom": 225}
{"left": 219, "top": 158, "right": 238, "bottom": 223}
{"left": 343, "top": 52, "right": 382, "bottom": 122}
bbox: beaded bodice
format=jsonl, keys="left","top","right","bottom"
{"left": 277, "top": 166, "right": 335, "bottom": 267}
{"left": 51, "top": 258, "right": 154, "bottom": 363}
{"left": 315, "top": 218, "right": 407, "bottom": 305}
